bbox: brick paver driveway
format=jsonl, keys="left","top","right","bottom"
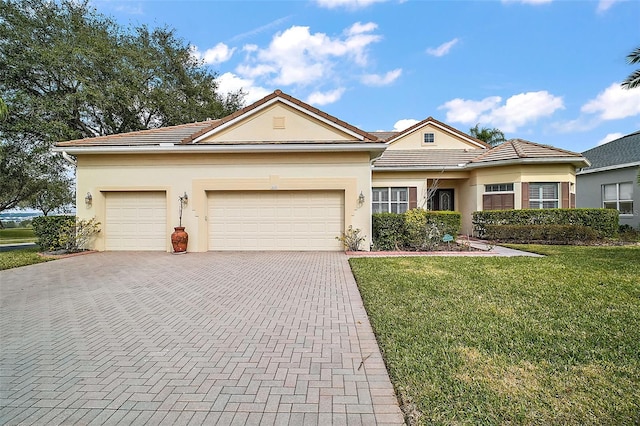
{"left": 0, "top": 252, "right": 404, "bottom": 425}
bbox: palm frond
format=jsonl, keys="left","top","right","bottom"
{"left": 627, "top": 46, "right": 640, "bottom": 65}
{"left": 621, "top": 69, "right": 640, "bottom": 89}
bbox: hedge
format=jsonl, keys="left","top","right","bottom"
{"left": 32, "top": 215, "right": 75, "bottom": 250}
{"left": 472, "top": 208, "right": 619, "bottom": 239}
{"left": 484, "top": 224, "right": 599, "bottom": 243}
{"left": 372, "top": 209, "right": 462, "bottom": 251}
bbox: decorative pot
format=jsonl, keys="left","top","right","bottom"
{"left": 171, "top": 227, "right": 188, "bottom": 254}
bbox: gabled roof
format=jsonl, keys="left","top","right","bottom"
{"left": 56, "top": 90, "right": 380, "bottom": 150}
{"left": 372, "top": 138, "right": 589, "bottom": 170}
{"left": 578, "top": 130, "right": 640, "bottom": 174}
{"left": 185, "top": 89, "right": 379, "bottom": 144}
{"left": 384, "top": 117, "right": 490, "bottom": 148}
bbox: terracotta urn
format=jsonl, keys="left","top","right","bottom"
{"left": 171, "top": 227, "right": 188, "bottom": 254}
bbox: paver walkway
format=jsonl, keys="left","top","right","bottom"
{"left": 0, "top": 252, "right": 404, "bottom": 425}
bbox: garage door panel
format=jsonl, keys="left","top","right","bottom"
{"left": 105, "top": 192, "right": 167, "bottom": 251}
{"left": 208, "top": 191, "right": 343, "bottom": 251}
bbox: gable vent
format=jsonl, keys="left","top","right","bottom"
{"left": 273, "top": 116, "right": 285, "bottom": 129}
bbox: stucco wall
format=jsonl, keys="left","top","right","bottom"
{"left": 76, "top": 151, "right": 373, "bottom": 252}
{"left": 577, "top": 166, "right": 640, "bottom": 228}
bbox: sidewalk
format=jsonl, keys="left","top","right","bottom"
{"left": 347, "top": 239, "right": 544, "bottom": 257}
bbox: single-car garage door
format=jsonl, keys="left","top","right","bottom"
{"left": 208, "top": 191, "right": 343, "bottom": 251}
{"left": 105, "top": 191, "right": 167, "bottom": 251}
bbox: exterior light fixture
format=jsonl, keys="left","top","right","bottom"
{"left": 85, "top": 192, "right": 92, "bottom": 207}
{"left": 358, "top": 191, "right": 365, "bottom": 205}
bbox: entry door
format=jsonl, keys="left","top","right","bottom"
{"left": 432, "top": 189, "right": 455, "bottom": 211}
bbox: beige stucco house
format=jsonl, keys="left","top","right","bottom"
{"left": 55, "top": 90, "right": 588, "bottom": 252}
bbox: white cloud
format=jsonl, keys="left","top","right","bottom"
{"left": 597, "top": 0, "right": 623, "bottom": 12}
{"left": 439, "top": 91, "right": 564, "bottom": 132}
{"left": 191, "top": 43, "right": 235, "bottom": 65}
{"left": 393, "top": 119, "right": 419, "bottom": 132}
{"left": 315, "top": 0, "right": 388, "bottom": 9}
{"left": 362, "top": 68, "right": 402, "bottom": 86}
{"left": 598, "top": 132, "right": 624, "bottom": 145}
{"left": 581, "top": 82, "right": 640, "bottom": 120}
{"left": 306, "top": 88, "right": 346, "bottom": 106}
{"left": 216, "top": 72, "right": 271, "bottom": 105}
{"left": 426, "top": 38, "right": 459, "bottom": 57}
{"left": 237, "top": 22, "right": 382, "bottom": 86}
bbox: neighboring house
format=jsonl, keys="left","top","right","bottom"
{"left": 577, "top": 131, "right": 640, "bottom": 229}
{"left": 55, "top": 90, "right": 588, "bottom": 252}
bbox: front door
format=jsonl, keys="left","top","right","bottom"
{"left": 431, "top": 189, "right": 454, "bottom": 211}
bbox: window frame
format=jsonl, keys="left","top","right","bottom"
{"left": 484, "top": 183, "right": 514, "bottom": 193}
{"left": 529, "top": 182, "right": 559, "bottom": 209}
{"left": 423, "top": 133, "right": 435, "bottom": 144}
{"left": 602, "top": 182, "right": 634, "bottom": 216}
{"left": 372, "top": 187, "right": 409, "bottom": 214}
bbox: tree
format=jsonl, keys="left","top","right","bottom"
{"left": 469, "top": 124, "right": 506, "bottom": 147}
{"left": 621, "top": 46, "right": 640, "bottom": 90}
{"left": 0, "top": 98, "right": 7, "bottom": 120}
{"left": 0, "top": 0, "right": 244, "bottom": 216}
{"left": 23, "top": 177, "right": 75, "bottom": 216}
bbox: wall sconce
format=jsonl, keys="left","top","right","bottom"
{"left": 179, "top": 192, "right": 188, "bottom": 206}
{"left": 85, "top": 192, "right": 92, "bottom": 207}
{"left": 358, "top": 191, "right": 365, "bottom": 206}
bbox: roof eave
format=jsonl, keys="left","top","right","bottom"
{"left": 577, "top": 161, "right": 640, "bottom": 175}
{"left": 53, "top": 143, "right": 388, "bottom": 156}
{"left": 466, "top": 157, "right": 590, "bottom": 169}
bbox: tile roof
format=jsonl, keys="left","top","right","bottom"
{"left": 373, "top": 149, "right": 485, "bottom": 169}
{"left": 369, "top": 131, "right": 399, "bottom": 141}
{"left": 56, "top": 90, "right": 379, "bottom": 148}
{"left": 373, "top": 139, "right": 588, "bottom": 170}
{"left": 579, "top": 130, "right": 640, "bottom": 171}
{"left": 56, "top": 121, "right": 219, "bottom": 147}
{"left": 470, "top": 139, "right": 585, "bottom": 164}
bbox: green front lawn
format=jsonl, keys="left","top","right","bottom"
{"left": 350, "top": 245, "right": 640, "bottom": 425}
{"left": 0, "top": 227, "right": 37, "bottom": 244}
{"left": 0, "top": 246, "right": 52, "bottom": 270}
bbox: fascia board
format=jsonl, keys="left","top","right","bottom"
{"left": 576, "top": 161, "right": 640, "bottom": 175}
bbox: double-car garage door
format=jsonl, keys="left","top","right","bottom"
{"left": 208, "top": 191, "right": 343, "bottom": 251}
{"left": 103, "top": 190, "right": 344, "bottom": 251}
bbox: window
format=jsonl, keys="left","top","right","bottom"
{"left": 372, "top": 187, "right": 409, "bottom": 213}
{"left": 529, "top": 183, "right": 559, "bottom": 209}
{"left": 485, "top": 183, "right": 514, "bottom": 193}
{"left": 423, "top": 133, "right": 435, "bottom": 144}
{"left": 603, "top": 182, "right": 634, "bottom": 215}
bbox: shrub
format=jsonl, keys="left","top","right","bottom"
{"left": 473, "top": 209, "right": 618, "bottom": 239}
{"left": 32, "top": 216, "right": 100, "bottom": 251}
{"left": 484, "top": 224, "right": 599, "bottom": 243}
{"left": 372, "top": 209, "right": 462, "bottom": 251}
{"left": 336, "top": 225, "right": 366, "bottom": 251}
{"left": 372, "top": 213, "right": 405, "bottom": 250}
{"left": 32, "top": 215, "right": 75, "bottom": 250}
{"left": 58, "top": 218, "right": 101, "bottom": 252}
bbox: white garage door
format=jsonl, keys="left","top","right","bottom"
{"left": 208, "top": 191, "right": 343, "bottom": 251}
{"left": 105, "top": 192, "right": 167, "bottom": 251}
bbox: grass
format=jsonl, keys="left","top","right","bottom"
{"left": 0, "top": 246, "right": 52, "bottom": 271}
{"left": 0, "top": 227, "right": 37, "bottom": 244}
{"left": 350, "top": 245, "right": 640, "bottom": 425}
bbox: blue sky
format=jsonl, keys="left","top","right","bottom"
{"left": 93, "top": 0, "right": 639, "bottom": 153}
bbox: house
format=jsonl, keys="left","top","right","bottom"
{"left": 577, "top": 131, "right": 640, "bottom": 229}
{"left": 54, "top": 90, "right": 589, "bottom": 252}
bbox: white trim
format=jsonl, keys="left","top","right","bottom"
{"left": 191, "top": 96, "right": 366, "bottom": 144}
{"left": 386, "top": 120, "right": 487, "bottom": 149}
{"left": 372, "top": 156, "right": 589, "bottom": 171}
{"left": 576, "top": 161, "right": 640, "bottom": 175}
{"left": 53, "top": 143, "right": 387, "bottom": 156}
